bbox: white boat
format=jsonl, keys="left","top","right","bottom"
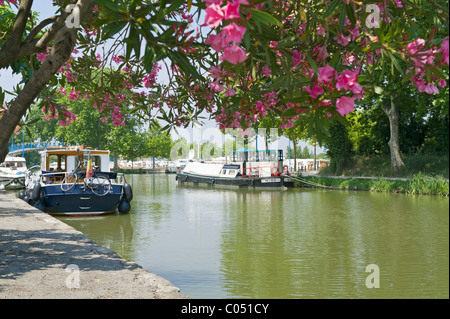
{"left": 176, "top": 149, "right": 294, "bottom": 189}
{"left": 0, "top": 156, "right": 27, "bottom": 189}
{"left": 20, "top": 146, "right": 133, "bottom": 216}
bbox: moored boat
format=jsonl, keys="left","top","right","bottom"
{"left": 0, "top": 156, "right": 27, "bottom": 190}
{"left": 20, "top": 146, "right": 133, "bottom": 216}
{"left": 176, "top": 149, "right": 294, "bottom": 189}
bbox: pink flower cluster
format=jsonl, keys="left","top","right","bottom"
{"left": 142, "top": 63, "right": 162, "bottom": 88}
{"left": 405, "top": 36, "right": 449, "bottom": 94}
{"left": 0, "top": 0, "right": 17, "bottom": 6}
{"left": 42, "top": 98, "right": 78, "bottom": 126}
{"left": 204, "top": 0, "right": 249, "bottom": 65}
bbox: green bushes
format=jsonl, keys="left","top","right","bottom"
{"left": 319, "top": 154, "right": 449, "bottom": 179}
{"left": 300, "top": 174, "right": 449, "bottom": 196}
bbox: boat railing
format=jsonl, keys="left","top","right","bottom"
{"left": 37, "top": 170, "right": 124, "bottom": 185}
{"left": 242, "top": 165, "right": 281, "bottom": 178}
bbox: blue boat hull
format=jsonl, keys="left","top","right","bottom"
{"left": 39, "top": 183, "right": 123, "bottom": 215}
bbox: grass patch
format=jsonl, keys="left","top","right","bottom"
{"left": 407, "top": 173, "right": 449, "bottom": 196}
{"left": 299, "top": 174, "right": 448, "bottom": 196}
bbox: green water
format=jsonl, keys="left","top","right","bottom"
{"left": 58, "top": 174, "right": 449, "bottom": 299}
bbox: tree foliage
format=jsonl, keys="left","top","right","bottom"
{"left": 0, "top": 0, "right": 448, "bottom": 165}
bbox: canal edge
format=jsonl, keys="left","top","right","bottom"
{"left": 0, "top": 190, "right": 190, "bottom": 299}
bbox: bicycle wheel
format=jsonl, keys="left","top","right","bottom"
{"left": 61, "top": 172, "right": 78, "bottom": 192}
{"left": 88, "top": 174, "right": 111, "bottom": 196}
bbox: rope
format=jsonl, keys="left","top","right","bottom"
{"left": 282, "top": 174, "right": 334, "bottom": 189}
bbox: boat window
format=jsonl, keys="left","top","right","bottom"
{"left": 222, "top": 169, "right": 227, "bottom": 175}
{"left": 228, "top": 170, "right": 235, "bottom": 176}
{"left": 48, "top": 155, "right": 66, "bottom": 172}
{"left": 86, "top": 156, "right": 102, "bottom": 171}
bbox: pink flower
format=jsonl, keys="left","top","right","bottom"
{"left": 225, "top": 88, "right": 237, "bottom": 96}
{"left": 395, "top": 0, "right": 403, "bottom": 7}
{"left": 304, "top": 84, "right": 324, "bottom": 99}
{"left": 256, "top": 101, "right": 267, "bottom": 117}
{"left": 336, "top": 96, "right": 355, "bottom": 116}
{"left": 205, "top": 32, "right": 228, "bottom": 52}
{"left": 221, "top": 42, "right": 248, "bottom": 64}
{"left": 349, "top": 25, "right": 360, "bottom": 41}
{"left": 205, "top": 4, "right": 224, "bottom": 28}
{"left": 317, "top": 64, "right": 337, "bottom": 83}
{"left": 336, "top": 69, "right": 362, "bottom": 94}
{"left": 35, "top": 52, "right": 48, "bottom": 63}
{"left": 313, "top": 44, "right": 329, "bottom": 61}
{"left": 262, "top": 65, "right": 271, "bottom": 77}
{"left": 292, "top": 50, "right": 302, "bottom": 68}
{"left": 334, "top": 33, "right": 351, "bottom": 46}
{"left": 316, "top": 24, "right": 326, "bottom": 36}
{"left": 68, "top": 89, "right": 81, "bottom": 101}
{"left": 112, "top": 55, "right": 124, "bottom": 63}
{"left": 439, "top": 36, "right": 449, "bottom": 65}
{"left": 210, "top": 65, "right": 224, "bottom": 80}
{"left": 222, "top": 22, "right": 246, "bottom": 43}
{"left": 406, "top": 38, "right": 425, "bottom": 55}
{"left": 204, "top": 0, "right": 223, "bottom": 5}
{"left": 222, "top": 1, "right": 241, "bottom": 20}
{"left": 209, "top": 80, "right": 226, "bottom": 92}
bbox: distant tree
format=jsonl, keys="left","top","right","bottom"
{"left": 325, "top": 120, "right": 354, "bottom": 175}
{"left": 146, "top": 123, "right": 173, "bottom": 166}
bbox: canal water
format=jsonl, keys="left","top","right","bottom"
{"left": 58, "top": 174, "right": 449, "bottom": 299}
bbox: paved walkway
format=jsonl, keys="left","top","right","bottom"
{"left": 0, "top": 191, "right": 189, "bottom": 299}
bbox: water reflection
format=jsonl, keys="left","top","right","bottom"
{"left": 58, "top": 174, "right": 449, "bottom": 299}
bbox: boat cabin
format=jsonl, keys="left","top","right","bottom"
{"left": 40, "top": 147, "right": 110, "bottom": 174}
{"left": 0, "top": 156, "right": 27, "bottom": 170}
{"left": 227, "top": 149, "right": 285, "bottom": 177}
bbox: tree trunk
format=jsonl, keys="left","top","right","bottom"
{"left": 113, "top": 152, "right": 119, "bottom": 170}
{"left": 0, "top": 0, "right": 93, "bottom": 163}
{"left": 383, "top": 94, "right": 405, "bottom": 171}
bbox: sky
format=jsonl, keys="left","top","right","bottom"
{"left": 0, "top": 1, "right": 324, "bottom": 155}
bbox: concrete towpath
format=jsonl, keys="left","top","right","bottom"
{"left": 0, "top": 191, "right": 189, "bottom": 299}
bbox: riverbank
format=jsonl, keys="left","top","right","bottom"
{"left": 0, "top": 191, "right": 189, "bottom": 299}
{"left": 297, "top": 173, "right": 449, "bottom": 196}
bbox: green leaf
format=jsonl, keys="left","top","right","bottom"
{"left": 96, "top": 0, "right": 121, "bottom": 13}
{"left": 143, "top": 47, "right": 155, "bottom": 73}
{"left": 165, "top": 0, "right": 185, "bottom": 15}
{"left": 388, "top": 51, "right": 403, "bottom": 74}
{"left": 102, "top": 21, "right": 127, "bottom": 39}
{"left": 167, "top": 50, "right": 202, "bottom": 80}
{"left": 338, "top": 5, "right": 347, "bottom": 32}
{"left": 249, "top": 9, "right": 282, "bottom": 27}
{"left": 306, "top": 54, "right": 319, "bottom": 75}
{"left": 401, "top": 68, "right": 415, "bottom": 83}
{"left": 323, "top": 0, "right": 340, "bottom": 18}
